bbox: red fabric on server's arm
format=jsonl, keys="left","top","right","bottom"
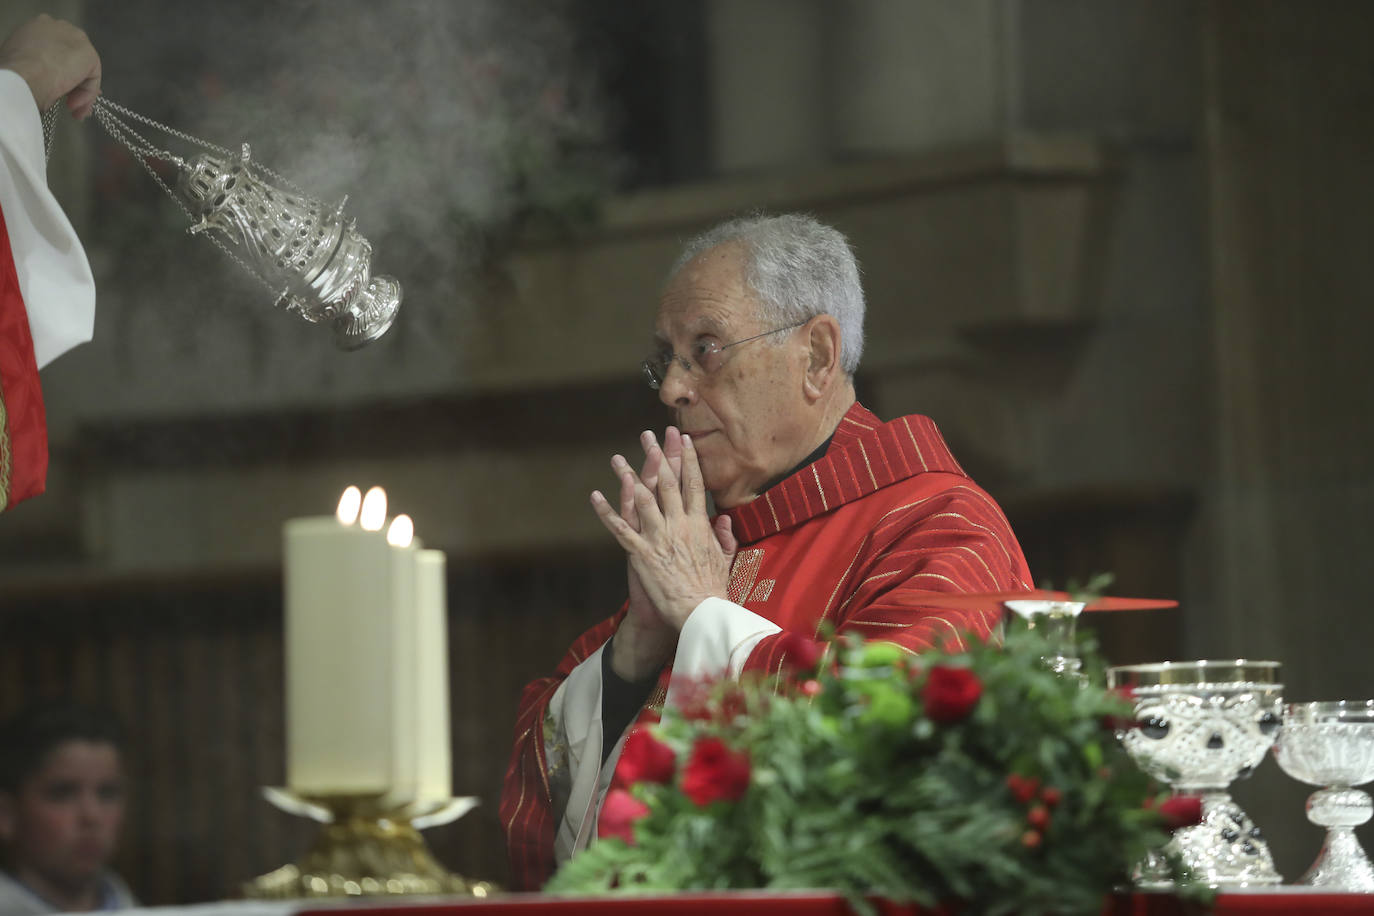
{"left": 0, "top": 201, "right": 48, "bottom": 511}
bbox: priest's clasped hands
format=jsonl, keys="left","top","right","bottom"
{"left": 591, "top": 427, "right": 736, "bottom": 681}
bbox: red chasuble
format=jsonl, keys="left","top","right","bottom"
{"left": 0, "top": 201, "right": 49, "bottom": 512}
{"left": 501, "top": 403, "right": 1032, "bottom": 889}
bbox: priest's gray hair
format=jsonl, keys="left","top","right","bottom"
{"left": 669, "top": 213, "right": 865, "bottom": 374}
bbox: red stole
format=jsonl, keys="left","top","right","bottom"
{"left": 0, "top": 201, "right": 49, "bottom": 512}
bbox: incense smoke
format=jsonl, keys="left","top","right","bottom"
{"left": 79, "top": 0, "right": 614, "bottom": 406}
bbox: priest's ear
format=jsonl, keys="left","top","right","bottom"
{"left": 802, "top": 314, "right": 843, "bottom": 400}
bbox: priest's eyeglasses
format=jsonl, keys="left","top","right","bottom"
{"left": 641, "top": 320, "right": 808, "bottom": 391}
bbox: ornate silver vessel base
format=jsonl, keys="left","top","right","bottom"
{"left": 1299, "top": 788, "right": 1374, "bottom": 890}
{"left": 1141, "top": 792, "right": 1282, "bottom": 888}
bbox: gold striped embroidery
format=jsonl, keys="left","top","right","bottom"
{"left": 729, "top": 548, "right": 765, "bottom": 603}
{"left": 886, "top": 426, "right": 914, "bottom": 476}
{"left": 947, "top": 544, "right": 999, "bottom": 584}
{"left": 645, "top": 681, "right": 668, "bottom": 712}
{"left": 931, "top": 616, "right": 967, "bottom": 650}
{"left": 856, "top": 441, "right": 879, "bottom": 490}
{"left": 506, "top": 728, "right": 533, "bottom": 834}
{"left": 764, "top": 491, "right": 781, "bottom": 530}
{"left": 749, "top": 579, "right": 775, "bottom": 603}
{"left": 796, "top": 478, "right": 816, "bottom": 518}
{"left": 834, "top": 568, "right": 910, "bottom": 616}
{"left": 871, "top": 485, "right": 1005, "bottom": 534}
{"left": 841, "top": 450, "right": 863, "bottom": 499}
{"left": 909, "top": 572, "right": 960, "bottom": 587}
{"left": 901, "top": 416, "right": 930, "bottom": 471}
{"left": 820, "top": 535, "right": 872, "bottom": 631}
{"left": 841, "top": 415, "right": 876, "bottom": 431}
{"left": 852, "top": 618, "right": 913, "bottom": 629}
{"left": 914, "top": 505, "right": 1021, "bottom": 573}
{"left": 872, "top": 492, "right": 944, "bottom": 529}
{"left": 857, "top": 568, "right": 903, "bottom": 588}
{"left": 810, "top": 465, "right": 829, "bottom": 511}
{"left": 0, "top": 386, "right": 11, "bottom": 512}
{"left": 866, "top": 543, "right": 1000, "bottom": 588}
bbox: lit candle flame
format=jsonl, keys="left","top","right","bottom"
{"left": 335, "top": 485, "right": 362, "bottom": 525}
{"left": 386, "top": 514, "right": 414, "bottom": 548}
{"left": 359, "top": 486, "right": 387, "bottom": 531}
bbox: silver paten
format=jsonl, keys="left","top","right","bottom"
{"left": 1274, "top": 700, "right": 1374, "bottom": 891}
{"left": 1107, "top": 659, "right": 1284, "bottom": 888}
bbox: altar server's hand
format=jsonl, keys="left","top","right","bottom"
{"left": 594, "top": 431, "right": 736, "bottom": 632}
{"left": 0, "top": 15, "right": 102, "bottom": 118}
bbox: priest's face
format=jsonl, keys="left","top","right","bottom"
{"left": 0, "top": 740, "right": 125, "bottom": 891}
{"left": 654, "top": 242, "right": 812, "bottom": 508}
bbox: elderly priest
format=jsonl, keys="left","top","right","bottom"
{"left": 501, "top": 213, "right": 1032, "bottom": 889}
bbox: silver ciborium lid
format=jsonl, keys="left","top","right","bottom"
{"left": 72, "top": 97, "right": 401, "bottom": 349}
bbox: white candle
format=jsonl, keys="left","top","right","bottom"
{"left": 383, "top": 517, "right": 421, "bottom": 808}
{"left": 415, "top": 549, "right": 452, "bottom": 803}
{"left": 284, "top": 511, "right": 397, "bottom": 796}
{"left": 285, "top": 492, "right": 452, "bottom": 808}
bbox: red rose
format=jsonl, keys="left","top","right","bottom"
{"left": 1040, "top": 786, "right": 1063, "bottom": 808}
{"left": 680, "top": 736, "right": 752, "bottom": 806}
{"left": 1027, "top": 804, "right": 1051, "bottom": 831}
{"left": 800, "top": 679, "right": 822, "bottom": 698}
{"left": 922, "top": 664, "right": 982, "bottom": 723}
{"left": 613, "top": 729, "right": 677, "bottom": 789}
{"left": 1158, "top": 795, "right": 1205, "bottom": 829}
{"left": 672, "top": 676, "right": 716, "bottom": 722}
{"left": 1007, "top": 773, "right": 1041, "bottom": 804}
{"left": 717, "top": 684, "right": 749, "bottom": 723}
{"left": 597, "top": 788, "right": 650, "bottom": 845}
{"left": 777, "top": 630, "right": 825, "bottom": 673}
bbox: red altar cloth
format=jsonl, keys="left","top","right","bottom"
{"left": 302, "top": 889, "right": 1374, "bottom": 915}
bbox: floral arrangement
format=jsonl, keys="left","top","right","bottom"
{"left": 546, "top": 621, "right": 1204, "bottom": 915}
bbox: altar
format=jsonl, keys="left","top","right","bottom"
{"left": 112, "top": 889, "right": 1374, "bottom": 916}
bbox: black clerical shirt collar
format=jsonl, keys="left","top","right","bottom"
{"left": 757, "top": 434, "right": 834, "bottom": 496}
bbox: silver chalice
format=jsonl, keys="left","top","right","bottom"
{"left": 1273, "top": 700, "right": 1374, "bottom": 890}
{"left": 1003, "top": 599, "right": 1086, "bottom": 679}
{"left": 1107, "top": 660, "right": 1284, "bottom": 887}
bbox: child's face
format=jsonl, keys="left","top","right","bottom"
{"left": 0, "top": 740, "right": 125, "bottom": 886}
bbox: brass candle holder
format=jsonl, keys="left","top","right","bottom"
{"left": 245, "top": 789, "right": 496, "bottom": 899}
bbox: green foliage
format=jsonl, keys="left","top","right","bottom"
{"left": 546, "top": 622, "right": 1195, "bottom": 915}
